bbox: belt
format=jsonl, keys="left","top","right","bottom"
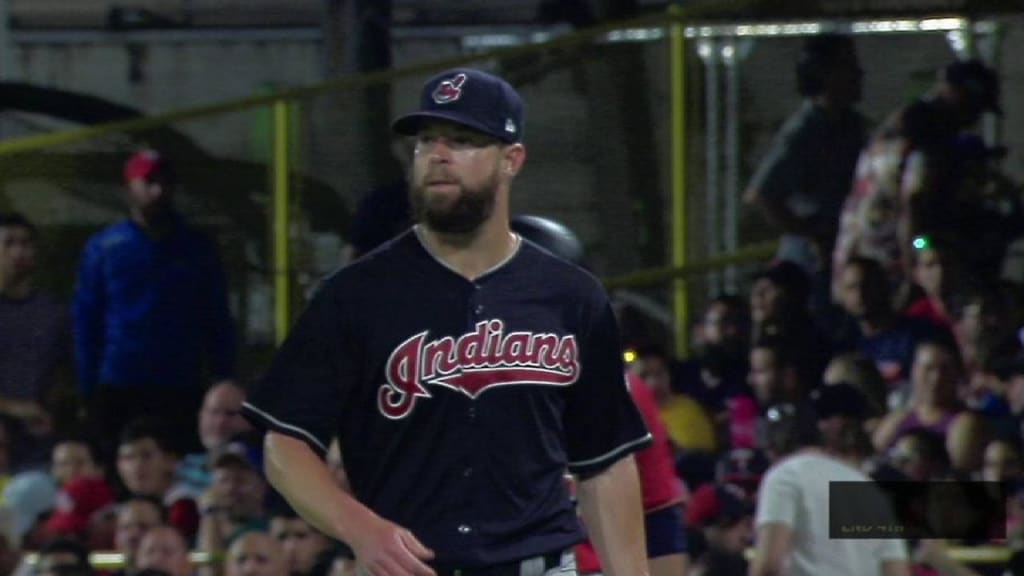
{"left": 433, "top": 549, "right": 572, "bottom": 576}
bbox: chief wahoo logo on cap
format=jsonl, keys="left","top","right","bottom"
{"left": 432, "top": 73, "right": 467, "bottom": 104}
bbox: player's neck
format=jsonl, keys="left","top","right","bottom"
{"left": 416, "top": 222, "right": 519, "bottom": 281}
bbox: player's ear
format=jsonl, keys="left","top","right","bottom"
{"left": 503, "top": 144, "right": 526, "bottom": 177}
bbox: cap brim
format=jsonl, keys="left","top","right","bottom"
{"left": 391, "top": 111, "right": 512, "bottom": 143}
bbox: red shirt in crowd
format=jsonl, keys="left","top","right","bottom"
{"left": 575, "top": 372, "right": 687, "bottom": 572}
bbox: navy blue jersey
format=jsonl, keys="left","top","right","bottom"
{"left": 244, "top": 227, "right": 651, "bottom": 568}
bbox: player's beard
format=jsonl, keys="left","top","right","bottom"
{"left": 411, "top": 170, "right": 499, "bottom": 234}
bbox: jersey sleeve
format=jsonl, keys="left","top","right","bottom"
{"left": 563, "top": 287, "right": 652, "bottom": 479}
{"left": 243, "top": 282, "right": 350, "bottom": 458}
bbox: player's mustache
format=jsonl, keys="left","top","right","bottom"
{"left": 422, "top": 170, "right": 459, "bottom": 185}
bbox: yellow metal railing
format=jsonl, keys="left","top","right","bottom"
{"left": 272, "top": 100, "right": 291, "bottom": 345}
{"left": 669, "top": 3, "right": 689, "bottom": 357}
{"left": 604, "top": 241, "right": 778, "bottom": 290}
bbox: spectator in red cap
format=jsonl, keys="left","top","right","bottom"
{"left": 73, "top": 148, "right": 237, "bottom": 457}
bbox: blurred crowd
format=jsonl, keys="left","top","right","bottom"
{"left": 0, "top": 149, "right": 356, "bottom": 576}
{"left": 0, "top": 31, "right": 1021, "bottom": 576}
{"left": 620, "top": 34, "right": 1024, "bottom": 576}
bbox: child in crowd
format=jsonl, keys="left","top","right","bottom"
{"left": 116, "top": 419, "right": 198, "bottom": 542}
{"left": 52, "top": 438, "right": 104, "bottom": 488}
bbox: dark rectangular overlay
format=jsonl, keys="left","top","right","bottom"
{"left": 829, "top": 481, "right": 1007, "bottom": 540}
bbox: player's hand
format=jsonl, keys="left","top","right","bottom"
{"left": 350, "top": 516, "right": 436, "bottom": 576}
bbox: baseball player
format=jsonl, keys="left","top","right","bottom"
{"left": 243, "top": 68, "right": 653, "bottom": 576}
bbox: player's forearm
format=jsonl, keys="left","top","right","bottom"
{"left": 263, "top": 431, "right": 379, "bottom": 546}
{"left": 577, "top": 455, "right": 650, "bottom": 576}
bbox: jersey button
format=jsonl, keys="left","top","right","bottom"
{"left": 474, "top": 304, "right": 484, "bottom": 315}
{"left": 463, "top": 467, "right": 473, "bottom": 478}
{"left": 457, "top": 524, "right": 473, "bottom": 535}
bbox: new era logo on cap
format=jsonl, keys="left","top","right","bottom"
{"left": 392, "top": 68, "right": 525, "bottom": 144}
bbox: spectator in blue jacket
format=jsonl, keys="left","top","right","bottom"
{"left": 72, "top": 149, "right": 236, "bottom": 456}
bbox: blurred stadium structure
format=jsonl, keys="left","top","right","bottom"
{"left": 0, "top": 0, "right": 1020, "bottom": 362}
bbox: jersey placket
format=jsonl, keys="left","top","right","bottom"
{"left": 452, "top": 281, "right": 486, "bottom": 547}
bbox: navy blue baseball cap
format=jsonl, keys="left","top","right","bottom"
{"left": 392, "top": 68, "right": 525, "bottom": 143}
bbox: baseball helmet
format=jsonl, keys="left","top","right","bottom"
{"left": 510, "top": 214, "right": 585, "bottom": 267}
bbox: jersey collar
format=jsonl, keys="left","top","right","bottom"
{"left": 412, "top": 224, "right": 522, "bottom": 283}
